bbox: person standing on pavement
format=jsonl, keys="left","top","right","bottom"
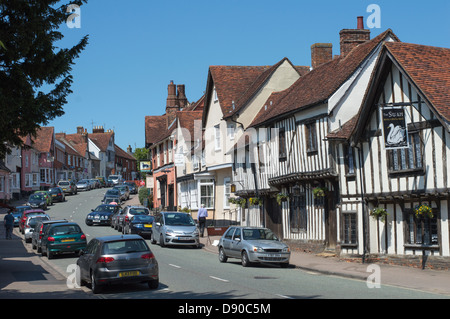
{"left": 3, "top": 210, "right": 14, "bottom": 240}
{"left": 197, "top": 204, "right": 208, "bottom": 237}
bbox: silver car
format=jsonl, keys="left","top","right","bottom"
{"left": 76, "top": 235, "right": 159, "bottom": 294}
{"left": 24, "top": 214, "right": 50, "bottom": 243}
{"left": 218, "top": 226, "right": 291, "bottom": 267}
{"left": 77, "top": 180, "right": 91, "bottom": 191}
{"left": 151, "top": 212, "right": 199, "bottom": 248}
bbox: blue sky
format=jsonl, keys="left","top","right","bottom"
{"left": 49, "top": 0, "right": 450, "bottom": 152}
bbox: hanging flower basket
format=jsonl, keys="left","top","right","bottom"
{"left": 276, "top": 193, "right": 289, "bottom": 205}
{"left": 249, "top": 197, "right": 262, "bottom": 206}
{"left": 415, "top": 204, "right": 433, "bottom": 219}
{"left": 370, "top": 207, "right": 388, "bottom": 223}
{"left": 313, "top": 186, "right": 328, "bottom": 198}
{"left": 228, "top": 197, "right": 246, "bottom": 208}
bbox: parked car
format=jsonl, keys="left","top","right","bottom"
{"left": 58, "top": 180, "right": 78, "bottom": 195}
{"left": 95, "top": 176, "right": 106, "bottom": 187}
{"left": 103, "top": 189, "right": 121, "bottom": 203}
{"left": 90, "top": 179, "right": 100, "bottom": 189}
{"left": 103, "top": 196, "right": 121, "bottom": 205}
{"left": 76, "top": 234, "right": 159, "bottom": 293}
{"left": 12, "top": 205, "right": 31, "bottom": 227}
{"left": 119, "top": 206, "right": 150, "bottom": 231}
{"left": 111, "top": 209, "right": 127, "bottom": 232}
{"left": 19, "top": 209, "right": 46, "bottom": 233}
{"left": 27, "top": 193, "right": 47, "bottom": 210}
{"left": 77, "top": 179, "right": 91, "bottom": 191}
{"left": 31, "top": 219, "right": 68, "bottom": 252}
{"left": 125, "top": 182, "right": 137, "bottom": 195}
{"left": 24, "top": 214, "right": 50, "bottom": 243}
{"left": 34, "top": 190, "right": 53, "bottom": 206}
{"left": 218, "top": 226, "right": 291, "bottom": 267}
{"left": 86, "top": 204, "right": 120, "bottom": 226}
{"left": 113, "top": 185, "right": 130, "bottom": 201}
{"left": 41, "top": 222, "right": 87, "bottom": 259}
{"left": 48, "top": 187, "right": 65, "bottom": 202}
{"left": 108, "top": 174, "right": 122, "bottom": 185}
{"left": 123, "top": 214, "right": 155, "bottom": 238}
{"left": 151, "top": 212, "right": 199, "bottom": 248}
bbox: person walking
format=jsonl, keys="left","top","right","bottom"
{"left": 197, "top": 204, "right": 208, "bottom": 237}
{"left": 3, "top": 210, "right": 14, "bottom": 240}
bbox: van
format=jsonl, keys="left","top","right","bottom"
{"left": 108, "top": 175, "right": 122, "bottom": 185}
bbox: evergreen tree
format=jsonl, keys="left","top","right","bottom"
{"left": 0, "top": 0, "right": 89, "bottom": 157}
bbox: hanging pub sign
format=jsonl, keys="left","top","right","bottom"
{"left": 381, "top": 107, "right": 409, "bottom": 150}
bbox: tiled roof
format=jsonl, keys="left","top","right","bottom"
{"left": 31, "top": 127, "right": 54, "bottom": 153}
{"left": 145, "top": 115, "right": 168, "bottom": 146}
{"left": 114, "top": 144, "right": 136, "bottom": 161}
{"left": 89, "top": 132, "right": 114, "bottom": 152}
{"left": 385, "top": 42, "right": 450, "bottom": 123}
{"left": 250, "top": 29, "right": 399, "bottom": 128}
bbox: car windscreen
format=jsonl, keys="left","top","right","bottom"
{"left": 106, "top": 190, "right": 120, "bottom": 195}
{"left": 164, "top": 213, "right": 195, "bottom": 226}
{"left": 28, "top": 216, "right": 49, "bottom": 228}
{"left": 242, "top": 228, "right": 278, "bottom": 240}
{"left": 29, "top": 194, "right": 44, "bottom": 200}
{"left": 49, "top": 225, "right": 82, "bottom": 236}
{"left": 94, "top": 205, "right": 116, "bottom": 213}
{"left": 102, "top": 239, "right": 149, "bottom": 254}
{"left": 58, "top": 182, "right": 70, "bottom": 186}
{"left": 129, "top": 208, "right": 149, "bottom": 215}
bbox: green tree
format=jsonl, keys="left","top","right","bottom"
{"left": 0, "top": 0, "right": 89, "bottom": 157}
{"left": 134, "top": 147, "right": 150, "bottom": 161}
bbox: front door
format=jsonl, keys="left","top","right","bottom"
{"left": 265, "top": 197, "right": 283, "bottom": 239}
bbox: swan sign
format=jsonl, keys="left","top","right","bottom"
{"left": 381, "top": 107, "right": 409, "bottom": 150}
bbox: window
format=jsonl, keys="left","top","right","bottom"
{"left": 388, "top": 132, "right": 423, "bottom": 174}
{"left": 213, "top": 88, "right": 219, "bottom": 103}
{"left": 227, "top": 123, "right": 236, "bottom": 141}
{"left": 342, "top": 212, "right": 357, "bottom": 245}
{"left": 343, "top": 144, "right": 356, "bottom": 176}
{"left": 279, "top": 128, "right": 287, "bottom": 160}
{"left": 405, "top": 209, "right": 438, "bottom": 246}
{"left": 199, "top": 179, "right": 214, "bottom": 209}
{"left": 305, "top": 122, "right": 317, "bottom": 153}
{"left": 214, "top": 124, "right": 221, "bottom": 151}
{"left": 223, "top": 177, "right": 231, "bottom": 209}
{"left": 0, "top": 176, "right": 4, "bottom": 192}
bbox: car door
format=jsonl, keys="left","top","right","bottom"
{"left": 78, "top": 239, "right": 99, "bottom": 280}
{"left": 222, "top": 227, "right": 235, "bottom": 256}
{"left": 152, "top": 214, "right": 162, "bottom": 242}
{"left": 230, "top": 228, "right": 243, "bottom": 258}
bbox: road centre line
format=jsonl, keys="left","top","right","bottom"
{"left": 169, "top": 264, "right": 181, "bottom": 268}
{"left": 209, "top": 276, "right": 229, "bottom": 282}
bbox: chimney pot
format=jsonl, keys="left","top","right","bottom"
{"left": 339, "top": 17, "right": 371, "bottom": 57}
{"left": 357, "top": 16, "right": 364, "bottom": 29}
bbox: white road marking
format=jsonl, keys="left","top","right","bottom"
{"left": 209, "top": 276, "right": 229, "bottom": 282}
{"left": 276, "top": 294, "right": 294, "bottom": 299}
{"left": 169, "top": 264, "right": 181, "bottom": 268}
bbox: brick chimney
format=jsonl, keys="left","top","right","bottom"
{"left": 311, "top": 43, "right": 333, "bottom": 69}
{"left": 92, "top": 125, "right": 105, "bottom": 133}
{"left": 177, "top": 84, "right": 188, "bottom": 108}
{"left": 77, "top": 126, "right": 84, "bottom": 134}
{"left": 166, "top": 80, "right": 178, "bottom": 108}
{"left": 339, "top": 16, "right": 370, "bottom": 58}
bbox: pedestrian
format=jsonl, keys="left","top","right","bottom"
{"left": 197, "top": 204, "right": 208, "bottom": 237}
{"left": 4, "top": 209, "right": 14, "bottom": 240}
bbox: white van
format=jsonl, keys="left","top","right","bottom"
{"left": 108, "top": 175, "right": 123, "bottom": 185}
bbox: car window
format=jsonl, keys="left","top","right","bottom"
{"left": 224, "top": 227, "right": 235, "bottom": 239}
{"left": 50, "top": 225, "right": 81, "bottom": 236}
{"left": 129, "top": 208, "right": 149, "bottom": 215}
{"left": 28, "top": 216, "right": 49, "bottom": 227}
{"left": 233, "top": 228, "right": 242, "bottom": 240}
{"left": 242, "top": 228, "right": 278, "bottom": 240}
{"left": 102, "top": 239, "right": 149, "bottom": 254}
{"left": 85, "top": 240, "right": 98, "bottom": 254}
{"left": 133, "top": 215, "right": 154, "bottom": 223}
{"left": 58, "top": 181, "right": 69, "bottom": 186}
{"left": 94, "top": 205, "right": 116, "bottom": 213}
{"left": 164, "top": 213, "right": 195, "bottom": 226}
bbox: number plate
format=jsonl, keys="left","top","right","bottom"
{"left": 119, "top": 271, "right": 140, "bottom": 278}
{"left": 177, "top": 237, "right": 191, "bottom": 241}
{"left": 62, "top": 238, "right": 75, "bottom": 242}
{"left": 268, "top": 254, "right": 281, "bottom": 257}
{"left": 144, "top": 224, "right": 152, "bottom": 228}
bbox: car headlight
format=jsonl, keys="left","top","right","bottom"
{"left": 165, "top": 229, "right": 174, "bottom": 236}
{"left": 87, "top": 215, "right": 93, "bottom": 219}
{"left": 282, "top": 247, "right": 290, "bottom": 253}
{"left": 253, "top": 246, "right": 264, "bottom": 253}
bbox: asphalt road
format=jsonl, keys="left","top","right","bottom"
{"left": 20, "top": 188, "right": 447, "bottom": 301}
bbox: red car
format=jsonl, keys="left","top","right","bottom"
{"left": 19, "top": 209, "right": 46, "bottom": 234}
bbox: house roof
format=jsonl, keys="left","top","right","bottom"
{"left": 250, "top": 29, "right": 399, "bottom": 128}
{"left": 114, "top": 144, "right": 136, "bottom": 161}
{"left": 89, "top": 132, "right": 114, "bottom": 152}
{"left": 385, "top": 41, "right": 450, "bottom": 124}
{"left": 203, "top": 57, "right": 309, "bottom": 124}
{"left": 31, "top": 127, "right": 54, "bottom": 153}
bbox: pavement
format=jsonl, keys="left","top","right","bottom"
{"left": 1, "top": 196, "right": 450, "bottom": 298}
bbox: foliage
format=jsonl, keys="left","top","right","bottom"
{"left": 0, "top": 0, "right": 89, "bottom": 158}
{"left": 415, "top": 204, "right": 433, "bottom": 219}
{"left": 178, "top": 206, "right": 191, "bottom": 213}
{"left": 134, "top": 147, "right": 150, "bottom": 161}
{"left": 138, "top": 187, "right": 152, "bottom": 207}
{"left": 249, "top": 197, "right": 262, "bottom": 206}
{"left": 228, "top": 197, "right": 246, "bottom": 208}
{"left": 370, "top": 207, "right": 388, "bottom": 223}
{"left": 313, "top": 187, "right": 328, "bottom": 198}
{"left": 276, "top": 193, "right": 289, "bottom": 205}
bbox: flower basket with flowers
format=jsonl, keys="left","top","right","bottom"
{"left": 228, "top": 197, "right": 247, "bottom": 208}
{"left": 276, "top": 193, "right": 289, "bottom": 205}
{"left": 370, "top": 207, "right": 388, "bottom": 223}
{"left": 312, "top": 186, "right": 328, "bottom": 199}
{"left": 249, "top": 197, "right": 262, "bottom": 206}
{"left": 414, "top": 204, "right": 433, "bottom": 219}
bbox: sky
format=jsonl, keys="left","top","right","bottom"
{"left": 48, "top": 0, "right": 450, "bottom": 152}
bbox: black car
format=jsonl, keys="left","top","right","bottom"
{"left": 123, "top": 215, "right": 155, "bottom": 238}
{"left": 103, "top": 189, "right": 121, "bottom": 202}
{"left": 125, "top": 182, "right": 137, "bottom": 195}
{"left": 27, "top": 193, "right": 47, "bottom": 210}
{"left": 86, "top": 204, "right": 120, "bottom": 226}
{"left": 49, "top": 187, "right": 65, "bottom": 202}
{"left": 103, "top": 196, "right": 121, "bottom": 205}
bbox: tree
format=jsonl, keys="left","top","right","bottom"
{"left": 0, "top": 0, "right": 89, "bottom": 158}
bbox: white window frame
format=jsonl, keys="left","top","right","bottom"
{"left": 223, "top": 177, "right": 231, "bottom": 209}
{"left": 214, "top": 124, "right": 221, "bottom": 151}
{"left": 198, "top": 178, "right": 214, "bottom": 209}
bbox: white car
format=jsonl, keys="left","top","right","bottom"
{"left": 24, "top": 214, "right": 50, "bottom": 243}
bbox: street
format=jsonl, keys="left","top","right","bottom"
{"left": 5, "top": 188, "right": 448, "bottom": 301}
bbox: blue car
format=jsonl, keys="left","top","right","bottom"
{"left": 13, "top": 206, "right": 31, "bottom": 227}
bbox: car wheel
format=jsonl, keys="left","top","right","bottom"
{"left": 148, "top": 279, "right": 159, "bottom": 290}
{"left": 159, "top": 234, "right": 165, "bottom": 247}
{"left": 241, "top": 251, "right": 251, "bottom": 267}
{"left": 90, "top": 271, "right": 101, "bottom": 294}
{"left": 219, "top": 247, "right": 228, "bottom": 263}
{"left": 47, "top": 249, "right": 53, "bottom": 260}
